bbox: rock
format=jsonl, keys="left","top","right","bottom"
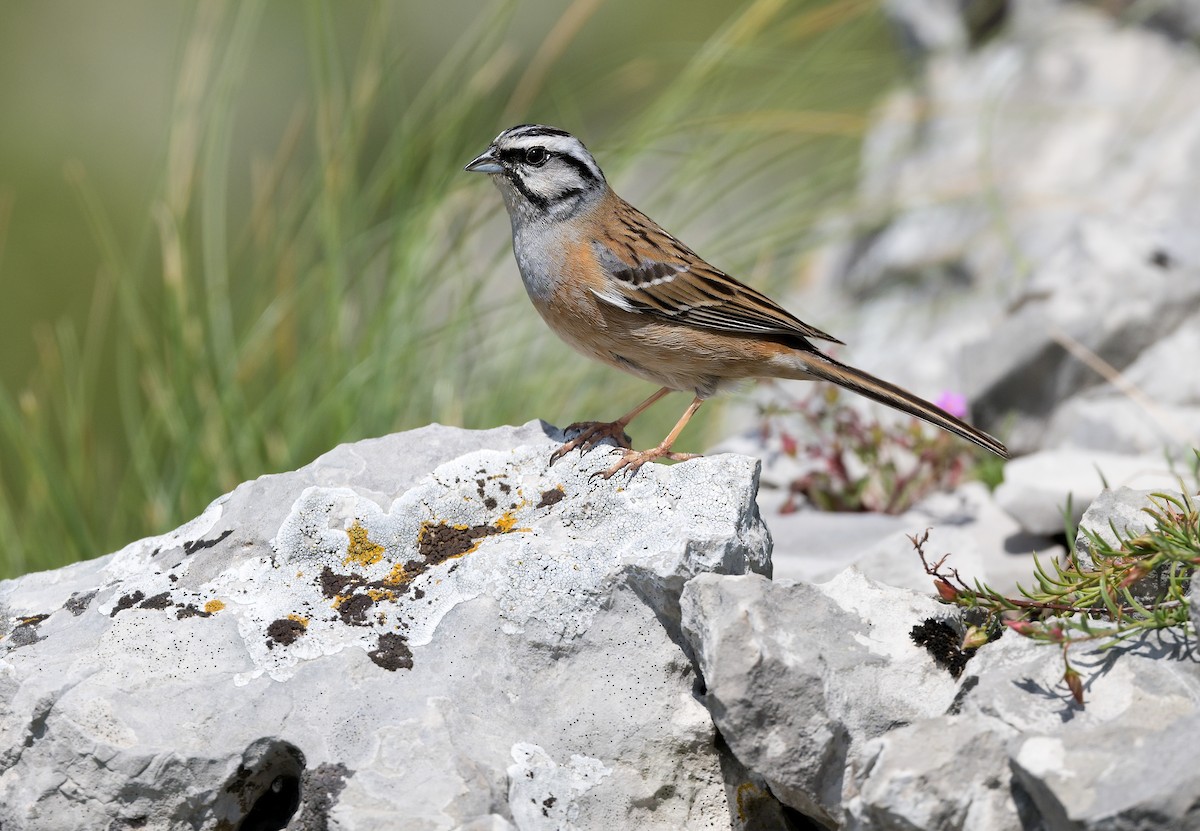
{"left": 857, "top": 628, "right": 1200, "bottom": 829}
{"left": 846, "top": 716, "right": 1025, "bottom": 831}
{"left": 759, "top": 508, "right": 912, "bottom": 585}
{"left": 0, "top": 421, "right": 771, "bottom": 830}
{"left": 884, "top": 0, "right": 1009, "bottom": 55}
{"left": 995, "top": 449, "right": 1180, "bottom": 536}
{"left": 859, "top": 481, "right": 1057, "bottom": 594}
{"left": 680, "top": 568, "right": 961, "bottom": 827}
{"left": 1075, "top": 486, "right": 1199, "bottom": 602}
{"left": 683, "top": 563, "right": 1200, "bottom": 829}
{"left": 966, "top": 634, "right": 1200, "bottom": 830}
{"left": 1043, "top": 315, "right": 1200, "bottom": 453}
{"left": 801, "top": 0, "right": 1200, "bottom": 454}
{"left": 717, "top": 423, "right": 1056, "bottom": 594}
{"left": 886, "top": 0, "right": 1200, "bottom": 57}
{"left": 1076, "top": 487, "right": 1168, "bottom": 565}
{"left": 1085, "top": 0, "right": 1200, "bottom": 41}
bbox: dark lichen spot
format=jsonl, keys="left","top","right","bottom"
{"left": 64, "top": 591, "right": 96, "bottom": 616}
{"left": 292, "top": 763, "right": 350, "bottom": 828}
{"left": 319, "top": 567, "right": 357, "bottom": 600}
{"left": 168, "top": 573, "right": 179, "bottom": 583}
{"left": 418, "top": 522, "right": 500, "bottom": 563}
{"left": 412, "top": 587, "right": 425, "bottom": 600}
{"left": 337, "top": 594, "right": 374, "bottom": 626}
{"left": 139, "top": 592, "right": 173, "bottom": 611}
{"left": 368, "top": 632, "right": 413, "bottom": 671}
{"left": 8, "top": 614, "right": 51, "bottom": 648}
{"left": 266, "top": 618, "right": 307, "bottom": 647}
{"left": 176, "top": 604, "right": 213, "bottom": 620}
{"left": 911, "top": 619, "right": 975, "bottom": 678}
{"left": 537, "top": 486, "right": 565, "bottom": 508}
{"left": 1150, "top": 248, "right": 1173, "bottom": 269}
{"left": 315, "top": 514, "right": 516, "bottom": 627}
{"left": 318, "top": 567, "right": 392, "bottom": 625}
{"left": 542, "top": 795, "right": 557, "bottom": 816}
{"left": 111, "top": 591, "right": 146, "bottom": 617}
{"left": 9, "top": 627, "right": 42, "bottom": 648}
{"left": 183, "top": 529, "right": 233, "bottom": 555}
{"left": 475, "top": 474, "right": 512, "bottom": 509}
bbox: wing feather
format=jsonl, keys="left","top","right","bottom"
{"left": 590, "top": 223, "right": 843, "bottom": 345}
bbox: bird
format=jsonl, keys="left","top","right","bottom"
{"left": 464, "top": 124, "right": 1008, "bottom": 478}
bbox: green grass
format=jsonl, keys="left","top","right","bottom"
{"left": 0, "top": 0, "right": 903, "bottom": 577}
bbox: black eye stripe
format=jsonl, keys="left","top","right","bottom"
{"left": 496, "top": 147, "right": 598, "bottom": 184}
{"left": 504, "top": 169, "right": 550, "bottom": 211}
{"left": 553, "top": 152, "right": 599, "bottom": 183}
{"left": 497, "top": 147, "right": 526, "bottom": 165}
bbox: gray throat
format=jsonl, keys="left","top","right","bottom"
{"left": 493, "top": 178, "right": 603, "bottom": 305}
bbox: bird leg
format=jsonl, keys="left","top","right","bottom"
{"left": 550, "top": 387, "right": 674, "bottom": 464}
{"left": 596, "top": 396, "right": 705, "bottom": 480}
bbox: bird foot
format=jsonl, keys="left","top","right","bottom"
{"left": 591, "top": 446, "right": 702, "bottom": 480}
{"left": 549, "top": 420, "right": 633, "bottom": 465}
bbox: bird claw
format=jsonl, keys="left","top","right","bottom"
{"left": 549, "top": 421, "right": 633, "bottom": 465}
{"left": 590, "top": 447, "right": 703, "bottom": 480}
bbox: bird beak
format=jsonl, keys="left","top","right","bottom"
{"left": 464, "top": 148, "right": 503, "bottom": 174}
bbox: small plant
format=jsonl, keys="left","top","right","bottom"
{"left": 759, "top": 385, "right": 989, "bottom": 514}
{"left": 915, "top": 488, "right": 1200, "bottom": 706}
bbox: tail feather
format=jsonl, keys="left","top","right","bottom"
{"left": 793, "top": 354, "right": 1009, "bottom": 458}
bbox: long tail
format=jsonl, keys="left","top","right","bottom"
{"left": 791, "top": 353, "right": 1009, "bottom": 458}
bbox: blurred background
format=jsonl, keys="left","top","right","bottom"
{"left": 0, "top": 0, "right": 906, "bottom": 577}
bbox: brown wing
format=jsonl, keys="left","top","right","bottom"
{"left": 590, "top": 200, "right": 844, "bottom": 345}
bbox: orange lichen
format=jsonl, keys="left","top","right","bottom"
{"left": 383, "top": 561, "right": 410, "bottom": 586}
{"left": 286, "top": 613, "right": 308, "bottom": 626}
{"left": 344, "top": 520, "right": 385, "bottom": 568}
{"left": 204, "top": 599, "right": 225, "bottom": 614}
{"left": 494, "top": 511, "right": 522, "bottom": 533}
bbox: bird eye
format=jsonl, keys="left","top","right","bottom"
{"left": 524, "top": 146, "right": 549, "bottom": 166}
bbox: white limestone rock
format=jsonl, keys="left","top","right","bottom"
{"left": 965, "top": 634, "right": 1200, "bottom": 829}
{"left": 0, "top": 421, "right": 771, "bottom": 831}
{"left": 683, "top": 562, "right": 1200, "bottom": 829}
{"left": 995, "top": 449, "right": 1180, "bottom": 536}
{"left": 680, "top": 568, "right": 961, "bottom": 828}
{"left": 846, "top": 716, "right": 1025, "bottom": 831}
{"left": 1074, "top": 486, "right": 1199, "bottom": 605}
{"left": 1043, "top": 315, "right": 1200, "bottom": 454}
{"left": 802, "top": 0, "right": 1200, "bottom": 454}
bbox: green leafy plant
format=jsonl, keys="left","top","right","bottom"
{"left": 915, "top": 488, "right": 1200, "bottom": 706}
{"left": 760, "top": 384, "right": 992, "bottom": 514}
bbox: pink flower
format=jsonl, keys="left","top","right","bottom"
{"left": 935, "top": 391, "right": 969, "bottom": 420}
